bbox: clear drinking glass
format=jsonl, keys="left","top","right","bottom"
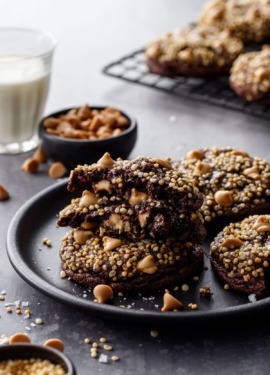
{"left": 0, "top": 27, "right": 56, "bottom": 154}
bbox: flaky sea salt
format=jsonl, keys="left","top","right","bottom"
{"left": 248, "top": 294, "right": 257, "bottom": 303}
{"left": 98, "top": 354, "right": 109, "bottom": 363}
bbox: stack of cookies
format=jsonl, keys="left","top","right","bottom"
{"left": 57, "top": 153, "right": 206, "bottom": 293}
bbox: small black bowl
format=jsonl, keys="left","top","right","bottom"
{"left": 38, "top": 106, "right": 138, "bottom": 168}
{"left": 0, "top": 344, "right": 76, "bottom": 374}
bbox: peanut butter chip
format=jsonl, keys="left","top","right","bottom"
{"left": 221, "top": 237, "right": 243, "bottom": 248}
{"left": 9, "top": 333, "right": 31, "bottom": 344}
{"left": 103, "top": 236, "right": 123, "bottom": 251}
{"left": 231, "top": 150, "right": 249, "bottom": 157}
{"left": 81, "top": 221, "right": 97, "bottom": 229}
{"left": 138, "top": 211, "right": 150, "bottom": 228}
{"left": 214, "top": 190, "right": 233, "bottom": 207}
{"left": 252, "top": 216, "right": 270, "bottom": 232}
{"left": 74, "top": 230, "right": 93, "bottom": 245}
{"left": 194, "top": 162, "right": 211, "bottom": 175}
{"left": 32, "top": 145, "right": 48, "bottom": 163}
{"left": 43, "top": 338, "right": 64, "bottom": 352}
{"left": 243, "top": 166, "right": 260, "bottom": 180}
{"left": 186, "top": 150, "right": 204, "bottom": 160}
{"left": 96, "top": 152, "right": 115, "bottom": 168}
{"left": 79, "top": 190, "right": 99, "bottom": 207}
{"left": 137, "top": 255, "right": 158, "bottom": 274}
{"left": 161, "top": 292, "right": 182, "bottom": 312}
{"left": 94, "top": 180, "right": 112, "bottom": 194}
{"left": 48, "top": 162, "right": 67, "bottom": 179}
{"left": 0, "top": 185, "right": 9, "bottom": 201}
{"left": 150, "top": 158, "right": 172, "bottom": 169}
{"left": 129, "top": 188, "right": 148, "bottom": 205}
{"left": 93, "top": 284, "right": 113, "bottom": 303}
{"left": 108, "top": 214, "right": 124, "bottom": 233}
{"left": 21, "top": 158, "right": 39, "bottom": 174}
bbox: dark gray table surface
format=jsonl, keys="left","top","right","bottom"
{"left": 1, "top": 1, "right": 270, "bottom": 374}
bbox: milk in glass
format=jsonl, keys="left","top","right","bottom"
{"left": 0, "top": 56, "right": 50, "bottom": 144}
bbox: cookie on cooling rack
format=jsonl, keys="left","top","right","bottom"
{"left": 210, "top": 215, "right": 270, "bottom": 297}
{"left": 60, "top": 229, "right": 204, "bottom": 293}
{"left": 198, "top": 0, "right": 270, "bottom": 43}
{"left": 175, "top": 147, "right": 270, "bottom": 227}
{"left": 145, "top": 24, "right": 243, "bottom": 78}
{"left": 230, "top": 46, "right": 270, "bottom": 102}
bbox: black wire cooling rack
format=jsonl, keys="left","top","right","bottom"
{"left": 102, "top": 48, "right": 270, "bottom": 120}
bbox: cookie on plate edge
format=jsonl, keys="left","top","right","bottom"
{"left": 210, "top": 215, "right": 270, "bottom": 297}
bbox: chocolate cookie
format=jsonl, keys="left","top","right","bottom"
{"left": 68, "top": 153, "right": 203, "bottom": 211}
{"left": 230, "top": 46, "right": 270, "bottom": 102}
{"left": 57, "top": 193, "right": 206, "bottom": 242}
{"left": 210, "top": 215, "right": 270, "bottom": 297}
{"left": 60, "top": 229, "right": 204, "bottom": 293}
{"left": 175, "top": 147, "right": 270, "bottom": 227}
{"left": 145, "top": 24, "right": 243, "bottom": 78}
{"left": 199, "top": 0, "right": 270, "bottom": 43}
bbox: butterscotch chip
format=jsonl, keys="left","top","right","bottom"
{"left": 78, "top": 104, "right": 92, "bottom": 120}
{"left": 103, "top": 236, "right": 122, "bottom": 252}
{"left": 43, "top": 338, "right": 65, "bottom": 352}
{"left": 9, "top": 333, "right": 31, "bottom": 344}
{"left": 129, "top": 188, "right": 148, "bottom": 205}
{"left": 32, "top": 145, "right": 48, "bottom": 163}
{"left": 161, "top": 292, "right": 182, "bottom": 312}
{"left": 93, "top": 284, "right": 114, "bottom": 303}
{"left": 48, "top": 162, "right": 67, "bottom": 179}
{"left": 252, "top": 216, "right": 270, "bottom": 232}
{"left": 74, "top": 229, "right": 93, "bottom": 245}
{"left": 210, "top": 215, "right": 270, "bottom": 297}
{"left": 96, "top": 152, "right": 115, "bottom": 168}
{"left": 186, "top": 150, "right": 205, "bottom": 160}
{"left": 243, "top": 166, "right": 260, "bottom": 180}
{"left": 21, "top": 158, "right": 39, "bottom": 174}
{"left": 79, "top": 190, "right": 99, "bottom": 207}
{"left": 0, "top": 185, "right": 9, "bottom": 201}
{"left": 43, "top": 117, "right": 60, "bottom": 129}
{"left": 137, "top": 255, "right": 158, "bottom": 274}
{"left": 220, "top": 237, "right": 243, "bottom": 248}
{"left": 194, "top": 162, "right": 211, "bottom": 175}
{"left": 214, "top": 191, "right": 233, "bottom": 207}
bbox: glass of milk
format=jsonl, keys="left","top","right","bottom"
{"left": 0, "top": 27, "right": 56, "bottom": 154}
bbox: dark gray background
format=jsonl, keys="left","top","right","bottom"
{"left": 1, "top": 1, "right": 270, "bottom": 374}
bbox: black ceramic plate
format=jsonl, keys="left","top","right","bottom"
{"left": 6, "top": 180, "right": 270, "bottom": 323}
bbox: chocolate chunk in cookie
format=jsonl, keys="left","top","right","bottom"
{"left": 210, "top": 215, "right": 270, "bottom": 297}
{"left": 230, "top": 46, "right": 270, "bottom": 102}
{"left": 199, "top": 0, "right": 270, "bottom": 44}
{"left": 60, "top": 230, "right": 204, "bottom": 293}
{"left": 145, "top": 24, "right": 243, "bottom": 77}
{"left": 175, "top": 147, "right": 270, "bottom": 227}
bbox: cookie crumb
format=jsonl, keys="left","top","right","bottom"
{"left": 199, "top": 285, "right": 213, "bottom": 298}
{"left": 150, "top": 330, "right": 159, "bottom": 338}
